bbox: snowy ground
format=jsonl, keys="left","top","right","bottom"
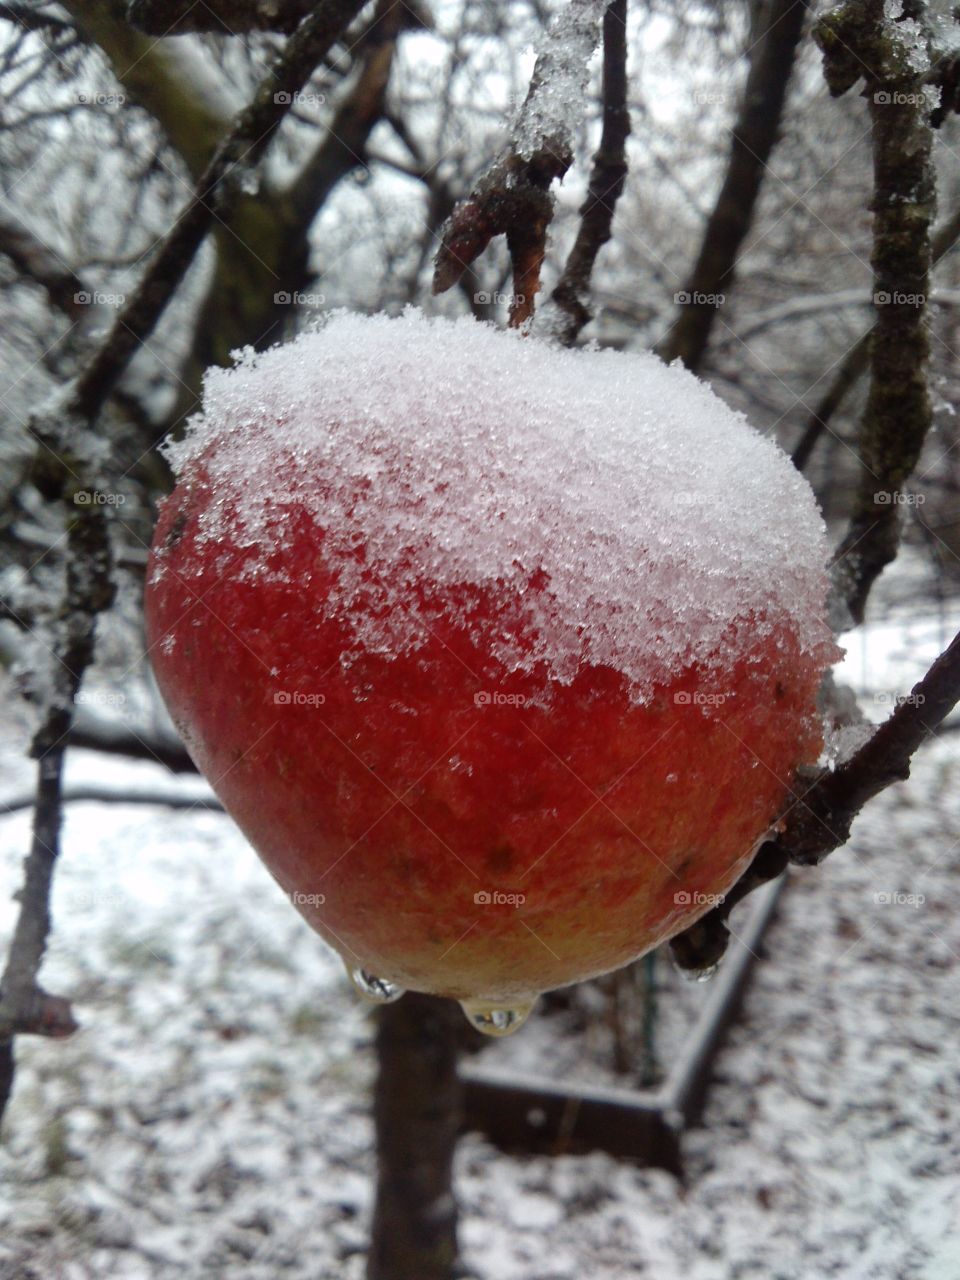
{"left": 0, "top": 561, "right": 958, "bottom": 1279}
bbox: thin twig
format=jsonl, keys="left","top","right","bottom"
{"left": 0, "top": 787, "right": 223, "bottom": 815}
{"left": 659, "top": 0, "right": 811, "bottom": 371}
{"left": 432, "top": 0, "right": 607, "bottom": 328}
{"left": 546, "top": 0, "right": 629, "bottom": 345}
{"left": 0, "top": 208, "right": 88, "bottom": 318}
{"left": 792, "top": 199, "right": 960, "bottom": 472}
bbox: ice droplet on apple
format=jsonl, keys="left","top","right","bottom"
{"left": 460, "top": 999, "right": 538, "bottom": 1037}
{"left": 348, "top": 966, "right": 406, "bottom": 1004}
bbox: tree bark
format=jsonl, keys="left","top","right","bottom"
{"left": 815, "top": 0, "right": 937, "bottom": 627}
{"left": 368, "top": 994, "right": 462, "bottom": 1280}
{"left": 660, "top": 0, "right": 811, "bottom": 371}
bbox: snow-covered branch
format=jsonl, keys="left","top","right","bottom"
{"left": 539, "top": 0, "right": 629, "bottom": 345}
{"left": 432, "top": 0, "right": 608, "bottom": 328}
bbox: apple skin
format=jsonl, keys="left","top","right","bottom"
{"left": 145, "top": 464, "right": 828, "bottom": 1005}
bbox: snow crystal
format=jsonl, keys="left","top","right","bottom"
{"left": 883, "top": 0, "right": 931, "bottom": 76}
{"left": 159, "top": 310, "right": 835, "bottom": 701}
{"left": 512, "top": 0, "right": 608, "bottom": 161}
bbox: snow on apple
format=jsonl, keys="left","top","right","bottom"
{"left": 145, "top": 310, "right": 839, "bottom": 1035}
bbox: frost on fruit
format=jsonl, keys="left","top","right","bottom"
{"left": 159, "top": 309, "right": 837, "bottom": 704}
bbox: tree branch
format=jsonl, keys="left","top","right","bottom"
{"left": 0, "top": 208, "right": 88, "bottom": 318}
{"left": 659, "top": 0, "right": 811, "bottom": 371}
{"left": 40, "top": 0, "right": 368, "bottom": 433}
{"left": 792, "top": 197, "right": 960, "bottom": 472}
{"left": 63, "top": 0, "right": 233, "bottom": 180}
{"left": 126, "top": 0, "right": 319, "bottom": 34}
{"left": 432, "top": 0, "right": 607, "bottom": 328}
{"left": 542, "top": 0, "right": 629, "bottom": 345}
{"left": 815, "top": 0, "right": 937, "bottom": 628}
{"left": 0, "top": 786, "right": 222, "bottom": 815}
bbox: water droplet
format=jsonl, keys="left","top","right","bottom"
{"left": 680, "top": 961, "right": 720, "bottom": 984}
{"left": 460, "top": 998, "right": 536, "bottom": 1037}
{"left": 349, "top": 967, "right": 405, "bottom": 1004}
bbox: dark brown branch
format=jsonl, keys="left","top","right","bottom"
{"left": 0, "top": 500, "right": 113, "bottom": 1074}
{"left": 126, "top": 0, "right": 319, "bottom": 33}
{"left": 659, "top": 0, "right": 811, "bottom": 371}
{"left": 0, "top": 3, "right": 75, "bottom": 35}
{"left": 287, "top": 0, "right": 408, "bottom": 228}
{"left": 791, "top": 330, "right": 871, "bottom": 471}
{"left": 548, "top": 0, "right": 629, "bottom": 345}
{"left": 67, "top": 719, "right": 196, "bottom": 773}
{"left": 127, "top": 0, "right": 430, "bottom": 35}
{"left": 815, "top": 1, "right": 937, "bottom": 627}
{"left": 0, "top": 786, "right": 222, "bottom": 815}
{"left": 672, "top": 624, "right": 960, "bottom": 974}
{"left": 792, "top": 198, "right": 960, "bottom": 472}
{"left": 368, "top": 994, "right": 462, "bottom": 1280}
{"left": 0, "top": 209, "right": 88, "bottom": 318}
{"left": 432, "top": 0, "right": 607, "bottom": 328}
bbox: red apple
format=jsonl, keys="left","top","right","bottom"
{"left": 145, "top": 312, "right": 838, "bottom": 1034}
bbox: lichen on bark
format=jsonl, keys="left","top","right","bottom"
{"left": 814, "top": 0, "right": 938, "bottom": 626}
